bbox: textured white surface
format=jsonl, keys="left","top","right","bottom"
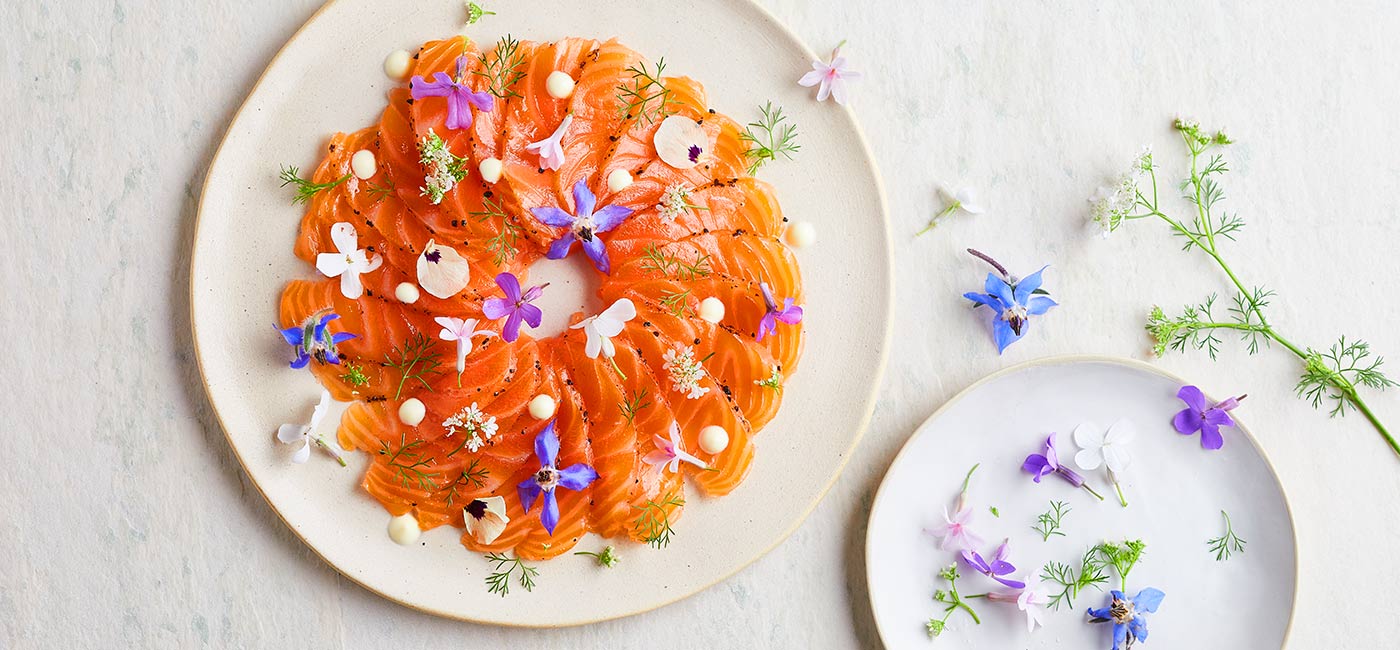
{"left": 4, "top": 0, "right": 1400, "bottom": 647}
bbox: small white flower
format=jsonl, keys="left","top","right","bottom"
{"left": 464, "top": 496, "right": 509, "bottom": 544}
{"left": 570, "top": 298, "right": 636, "bottom": 359}
{"left": 418, "top": 129, "right": 466, "bottom": 204}
{"left": 1088, "top": 147, "right": 1152, "bottom": 239}
{"left": 526, "top": 113, "right": 572, "bottom": 171}
{"left": 653, "top": 115, "right": 709, "bottom": 169}
{"left": 662, "top": 344, "right": 710, "bottom": 399}
{"left": 315, "top": 222, "right": 383, "bottom": 299}
{"left": 798, "top": 43, "right": 861, "bottom": 105}
{"left": 656, "top": 184, "right": 698, "bottom": 222}
{"left": 416, "top": 239, "right": 471, "bottom": 299}
{"left": 435, "top": 316, "right": 495, "bottom": 374}
{"left": 941, "top": 187, "right": 986, "bottom": 215}
{"left": 443, "top": 402, "right": 499, "bottom": 454}
{"left": 1073, "top": 419, "right": 1136, "bottom": 475}
{"left": 1016, "top": 581, "right": 1048, "bottom": 632}
{"left": 276, "top": 390, "right": 333, "bottom": 464}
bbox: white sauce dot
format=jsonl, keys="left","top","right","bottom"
{"left": 387, "top": 513, "right": 421, "bottom": 545}
{"left": 699, "top": 425, "right": 729, "bottom": 454}
{"left": 528, "top": 394, "right": 557, "bottom": 420}
{"left": 384, "top": 49, "right": 412, "bottom": 80}
{"left": 698, "top": 297, "right": 725, "bottom": 324}
{"left": 545, "top": 71, "right": 576, "bottom": 99}
{"left": 785, "top": 221, "right": 817, "bottom": 249}
{"left": 398, "top": 398, "right": 426, "bottom": 427}
{"left": 394, "top": 282, "right": 420, "bottom": 304}
{"left": 350, "top": 150, "right": 377, "bottom": 180}
{"left": 607, "top": 168, "right": 633, "bottom": 193}
{"left": 478, "top": 157, "right": 503, "bottom": 184}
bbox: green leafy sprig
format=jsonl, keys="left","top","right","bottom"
{"left": 619, "top": 388, "right": 651, "bottom": 426}
{"left": 616, "top": 59, "right": 676, "bottom": 124}
{"left": 384, "top": 332, "right": 445, "bottom": 400}
{"left": 465, "top": 1, "right": 495, "bottom": 24}
{"left": 754, "top": 365, "right": 783, "bottom": 391}
{"left": 443, "top": 458, "right": 490, "bottom": 508}
{"left": 927, "top": 564, "right": 981, "bottom": 638}
{"left": 1206, "top": 510, "right": 1247, "bottom": 561}
{"left": 632, "top": 492, "right": 684, "bottom": 548}
{"left": 740, "top": 102, "right": 800, "bottom": 175}
{"left": 378, "top": 433, "right": 440, "bottom": 490}
{"left": 640, "top": 243, "right": 711, "bottom": 281}
{"left": 474, "top": 35, "right": 527, "bottom": 99}
{"left": 1039, "top": 547, "right": 1110, "bottom": 611}
{"left": 470, "top": 196, "right": 522, "bottom": 265}
{"left": 278, "top": 165, "right": 349, "bottom": 205}
{"left": 574, "top": 545, "right": 621, "bottom": 568}
{"left": 484, "top": 553, "right": 538, "bottom": 596}
{"left": 1032, "top": 500, "right": 1070, "bottom": 541}
{"left": 338, "top": 363, "right": 371, "bottom": 387}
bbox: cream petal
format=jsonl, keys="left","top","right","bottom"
{"left": 653, "top": 115, "right": 709, "bottom": 169}
{"left": 315, "top": 252, "right": 350, "bottom": 278}
{"left": 1072, "top": 421, "right": 1105, "bottom": 449}
{"left": 277, "top": 423, "right": 308, "bottom": 444}
{"left": 329, "top": 222, "right": 358, "bottom": 255}
{"left": 338, "top": 270, "right": 364, "bottom": 299}
{"left": 1105, "top": 419, "right": 1137, "bottom": 446}
{"left": 1102, "top": 446, "right": 1132, "bottom": 473}
{"left": 599, "top": 298, "right": 636, "bottom": 324}
{"left": 583, "top": 322, "right": 603, "bottom": 358}
{"left": 308, "top": 390, "right": 331, "bottom": 429}
{"left": 416, "top": 241, "right": 471, "bottom": 299}
{"left": 291, "top": 439, "right": 312, "bottom": 464}
{"left": 1074, "top": 448, "right": 1103, "bottom": 471}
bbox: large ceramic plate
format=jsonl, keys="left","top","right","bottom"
{"left": 191, "top": 0, "right": 889, "bottom": 627}
{"left": 866, "top": 357, "right": 1296, "bottom": 648}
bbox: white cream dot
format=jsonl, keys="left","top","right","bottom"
{"left": 528, "top": 394, "right": 557, "bottom": 420}
{"left": 387, "top": 513, "right": 421, "bottom": 545}
{"left": 350, "top": 150, "right": 377, "bottom": 180}
{"left": 478, "top": 157, "right": 503, "bottom": 184}
{"left": 698, "top": 297, "right": 725, "bottom": 324}
{"left": 398, "top": 398, "right": 426, "bottom": 427}
{"left": 606, "top": 168, "right": 633, "bottom": 193}
{"left": 383, "top": 49, "right": 412, "bottom": 80}
{"left": 699, "top": 425, "right": 729, "bottom": 454}
{"left": 785, "top": 221, "right": 817, "bottom": 249}
{"left": 394, "top": 282, "right": 420, "bottom": 304}
{"left": 545, "top": 71, "right": 576, "bottom": 99}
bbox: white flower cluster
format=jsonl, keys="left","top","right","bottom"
{"left": 1088, "top": 148, "right": 1152, "bottom": 239}
{"left": 656, "top": 184, "right": 696, "bottom": 222}
{"left": 418, "top": 129, "right": 465, "bottom": 205}
{"left": 442, "top": 402, "right": 499, "bottom": 454}
{"left": 662, "top": 344, "right": 710, "bottom": 399}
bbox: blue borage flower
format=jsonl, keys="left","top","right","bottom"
{"left": 278, "top": 310, "right": 356, "bottom": 369}
{"left": 962, "top": 248, "right": 1057, "bottom": 353}
{"left": 518, "top": 421, "right": 600, "bottom": 534}
{"left": 1088, "top": 588, "right": 1165, "bottom": 650}
{"left": 532, "top": 181, "right": 633, "bottom": 274}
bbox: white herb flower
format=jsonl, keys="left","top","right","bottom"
{"left": 656, "top": 184, "right": 698, "bottom": 222}
{"left": 662, "top": 344, "right": 710, "bottom": 399}
{"left": 1088, "top": 147, "right": 1152, "bottom": 239}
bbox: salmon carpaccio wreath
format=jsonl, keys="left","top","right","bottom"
{"left": 278, "top": 35, "right": 804, "bottom": 560}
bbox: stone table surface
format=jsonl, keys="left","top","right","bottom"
{"left": 4, "top": 0, "right": 1399, "bottom": 647}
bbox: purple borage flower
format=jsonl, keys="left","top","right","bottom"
{"left": 960, "top": 539, "right": 1026, "bottom": 589}
{"left": 1172, "top": 385, "right": 1245, "bottom": 450}
{"left": 756, "top": 282, "right": 803, "bottom": 341}
{"left": 482, "top": 272, "right": 547, "bottom": 342}
{"left": 409, "top": 55, "right": 495, "bottom": 131}
{"left": 532, "top": 181, "right": 633, "bottom": 274}
{"left": 277, "top": 311, "right": 356, "bottom": 369}
{"left": 962, "top": 248, "right": 1057, "bottom": 354}
{"left": 1022, "top": 433, "right": 1105, "bottom": 501}
{"left": 518, "top": 421, "right": 600, "bottom": 535}
{"left": 1088, "top": 588, "right": 1165, "bottom": 650}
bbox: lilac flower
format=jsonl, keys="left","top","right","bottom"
{"left": 757, "top": 282, "right": 803, "bottom": 341}
{"left": 960, "top": 539, "right": 1026, "bottom": 589}
{"left": 526, "top": 114, "right": 573, "bottom": 171}
{"left": 482, "top": 272, "right": 546, "bottom": 342}
{"left": 1172, "top": 385, "right": 1244, "bottom": 450}
{"left": 963, "top": 249, "right": 1057, "bottom": 354}
{"left": 985, "top": 580, "right": 1048, "bottom": 632}
{"left": 278, "top": 311, "right": 356, "bottom": 369}
{"left": 1088, "top": 588, "right": 1166, "bottom": 650}
{"left": 642, "top": 421, "right": 709, "bottom": 473}
{"left": 409, "top": 55, "right": 495, "bottom": 131}
{"left": 532, "top": 181, "right": 633, "bottom": 274}
{"left": 798, "top": 42, "right": 861, "bottom": 105}
{"left": 926, "top": 505, "right": 983, "bottom": 552}
{"left": 518, "top": 420, "right": 600, "bottom": 534}
{"left": 1022, "top": 433, "right": 1104, "bottom": 500}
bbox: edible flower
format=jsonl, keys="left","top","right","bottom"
{"left": 960, "top": 539, "right": 1026, "bottom": 589}
{"left": 410, "top": 54, "right": 495, "bottom": 131}
{"left": 917, "top": 187, "right": 986, "bottom": 235}
{"left": 315, "top": 222, "right": 383, "bottom": 299}
{"left": 1022, "top": 433, "right": 1104, "bottom": 500}
{"left": 1088, "top": 148, "right": 1154, "bottom": 239}
{"left": 756, "top": 282, "right": 803, "bottom": 341}
{"left": 435, "top": 316, "right": 495, "bottom": 379}
{"left": 443, "top": 402, "right": 499, "bottom": 454}
{"left": 1172, "top": 385, "right": 1244, "bottom": 450}
{"left": 418, "top": 129, "right": 468, "bottom": 204}
{"left": 532, "top": 181, "right": 634, "bottom": 274}
{"left": 571, "top": 298, "right": 637, "bottom": 362}
{"left": 482, "top": 272, "right": 546, "bottom": 343}
{"left": 643, "top": 421, "right": 709, "bottom": 473}
{"left": 798, "top": 41, "right": 861, "bottom": 105}
{"left": 278, "top": 310, "right": 356, "bottom": 369}
{"left": 518, "top": 421, "right": 600, "bottom": 534}
{"left": 984, "top": 580, "right": 1048, "bottom": 632}
{"left": 926, "top": 464, "right": 983, "bottom": 552}
{"left": 525, "top": 113, "right": 572, "bottom": 171}
{"left": 276, "top": 390, "right": 346, "bottom": 466}
{"left": 962, "top": 248, "right": 1057, "bottom": 354}
{"left": 653, "top": 115, "right": 710, "bottom": 169}
{"left": 1073, "top": 420, "right": 1136, "bottom": 507}
{"left": 656, "top": 183, "right": 702, "bottom": 221}
{"left": 662, "top": 344, "right": 710, "bottom": 399}
{"left": 1088, "top": 588, "right": 1166, "bottom": 650}
{"left": 416, "top": 239, "right": 471, "bottom": 298}
{"left": 463, "top": 496, "right": 509, "bottom": 544}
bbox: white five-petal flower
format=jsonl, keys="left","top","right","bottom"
{"left": 798, "top": 43, "right": 861, "bottom": 105}
{"left": 316, "top": 222, "right": 383, "bottom": 299}
{"left": 435, "top": 316, "right": 495, "bottom": 374}
{"left": 276, "top": 390, "right": 333, "bottom": 464}
{"left": 1073, "top": 419, "right": 1136, "bottom": 475}
{"left": 642, "top": 421, "right": 709, "bottom": 473}
{"left": 463, "top": 495, "right": 510, "bottom": 544}
{"left": 526, "top": 113, "right": 572, "bottom": 171}
{"left": 570, "top": 298, "right": 636, "bottom": 359}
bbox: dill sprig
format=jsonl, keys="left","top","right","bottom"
{"left": 659, "top": 289, "right": 694, "bottom": 317}
{"left": 484, "top": 552, "right": 538, "bottom": 596}
{"left": 1032, "top": 500, "right": 1070, "bottom": 541}
{"left": 468, "top": 195, "right": 523, "bottom": 265}
{"left": 616, "top": 59, "right": 676, "bottom": 124}
{"left": 378, "top": 433, "right": 440, "bottom": 491}
{"left": 1206, "top": 510, "right": 1247, "bottom": 561}
{"left": 366, "top": 179, "right": 394, "bottom": 202}
{"left": 338, "top": 363, "right": 371, "bottom": 387}
{"left": 1039, "top": 547, "right": 1110, "bottom": 611}
{"left": 384, "top": 332, "right": 445, "bottom": 400}
{"left": 619, "top": 388, "right": 652, "bottom": 426}
{"left": 278, "top": 164, "right": 350, "bottom": 205}
{"left": 740, "top": 102, "right": 800, "bottom": 175}
{"left": 474, "top": 35, "right": 527, "bottom": 100}
{"left": 640, "top": 243, "right": 711, "bottom": 281}
{"left": 443, "top": 458, "right": 491, "bottom": 508}
{"left": 574, "top": 545, "right": 621, "bottom": 568}
{"left": 632, "top": 492, "right": 684, "bottom": 548}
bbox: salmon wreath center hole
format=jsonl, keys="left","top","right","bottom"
{"left": 527, "top": 251, "right": 603, "bottom": 339}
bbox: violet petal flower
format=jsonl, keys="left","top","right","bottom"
{"left": 1088, "top": 588, "right": 1165, "bottom": 650}
{"left": 409, "top": 55, "right": 495, "bottom": 131}
{"left": 1172, "top": 385, "right": 1242, "bottom": 450}
{"left": 531, "top": 181, "right": 633, "bottom": 274}
{"left": 517, "top": 420, "right": 599, "bottom": 534}
{"left": 278, "top": 311, "right": 356, "bottom": 369}
{"left": 960, "top": 539, "right": 1026, "bottom": 589}
{"left": 1022, "top": 433, "right": 1103, "bottom": 500}
{"left": 756, "top": 282, "right": 803, "bottom": 341}
{"left": 482, "top": 272, "right": 546, "bottom": 342}
{"left": 964, "top": 266, "right": 1057, "bottom": 354}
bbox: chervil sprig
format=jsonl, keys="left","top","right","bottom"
{"left": 1097, "top": 119, "right": 1398, "bottom": 458}
{"left": 443, "top": 458, "right": 491, "bottom": 508}
{"left": 927, "top": 564, "right": 982, "bottom": 638}
{"left": 471, "top": 196, "right": 523, "bottom": 265}
{"left": 1094, "top": 539, "right": 1147, "bottom": 591}
{"left": 574, "top": 545, "right": 621, "bottom": 568}
{"left": 619, "top": 388, "right": 652, "bottom": 426}
{"left": 1032, "top": 500, "right": 1069, "bottom": 541}
{"left": 640, "top": 243, "right": 711, "bottom": 281}
{"left": 378, "top": 433, "right": 440, "bottom": 490}
{"left": 278, "top": 165, "right": 350, "bottom": 205}
{"left": 338, "top": 363, "right": 370, "bottom": 387}
{"left": 484, "top": 552, "right": 538, "bottom": 596}
{"left": 474, "top": 35, "right": 527, "bottom": 100}
{"left": 755, "top": 365, "right": 783, "bottom": 391}
{"left": 632, "top": 492, "right": 684, "bottom": 548}
{"left": 384, "top": 332, "right": 445, "bottom": 400}
{"left": 616, "top": 59, "right": 676, "bottom": 124}
{"left": 740, "top": 101, "right": 800, "bottom": 175}
{"left": 1206, "top": 510, "right": 1247, "bottom": 561}
{"left": 365, "top": 179, "right": 394, "bottom": 202}
{"left": 659, "top": 289, "right": 694, "bottom": 317}
{"left": 465, "top": 1, "right": 495, "bottom": 24}
{"left": 1039, "top": 547, "right": 1110, "bottom": 611}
